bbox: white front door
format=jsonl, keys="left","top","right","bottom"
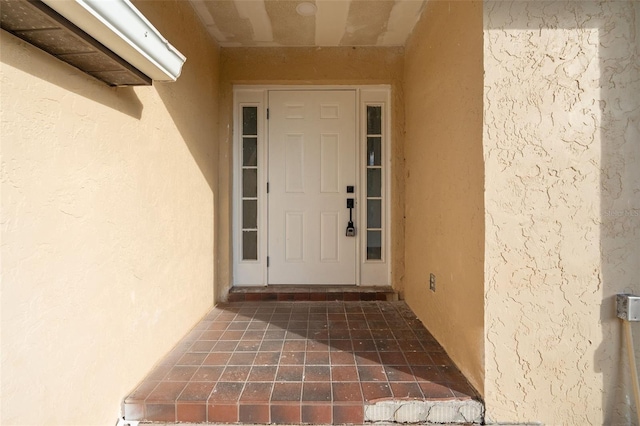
{"left": 268, "top": 90, "right": 357, "bottom": 285}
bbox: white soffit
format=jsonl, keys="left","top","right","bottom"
{"left": 41, "top": 0, "right": 186, "bottom": 81}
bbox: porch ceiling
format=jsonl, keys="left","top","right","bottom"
{"left": 188, "top": 0, "right": 427, "bottom": 47}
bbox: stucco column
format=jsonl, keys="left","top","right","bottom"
{"left": 483, "top": 1, "right": 640, "bottom": 424}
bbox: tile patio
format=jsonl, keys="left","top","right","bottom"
{"left": 123, "top": 300, "right": 482, "bottom": 424}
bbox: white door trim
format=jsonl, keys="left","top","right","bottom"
{"left": 232, "top": 85, "right": 391, "bottom": 287}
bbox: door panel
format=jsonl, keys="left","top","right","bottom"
{"left": 268, "top": 90, "right": 357, "bottom": 285}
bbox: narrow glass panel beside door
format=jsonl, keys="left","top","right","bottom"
{"left": 367, "top": 169, "right": 382, "bottom": 197}
{"left": 242, "top": 231, "right": 258, "bottom": 260}
{"left": 241, "top": 106, "right": 258, "bottom": 260}
{"left": 365, "top": 106, "right": 383, "bottom": 260}
{"left": 367, "top": 137, "right": 382, "bottom": 166}
{"left": 367, "top": 230, "right": 382, "bottom": 260}
{"left": 243, "top": 137, "right": 258, "bottom": 166}
{"left": 367, "top": 199, "right": 382, "bottom": 229}
{"left": 367, "top": 106, "right": 382, "bottom": 135}
{"left": 242, "top": 200, "right": 257, "bottom": 229}
{"left": 243, "top": 107, "right": 258, "bottom": 135}
{"left": 242, "top": 169, "right": 258, "bottom": 197}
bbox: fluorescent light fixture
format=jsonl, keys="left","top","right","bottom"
{"left": 41, "top": 0, "right": 186, "bottom": 82}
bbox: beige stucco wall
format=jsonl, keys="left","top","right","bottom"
{"left": 217, "top": 47, "right": 405, "bottom": 298}
{"left": 0, "top": 1, "right": 220, "bottom": 424}
{"left": 484, "top": 1, "right": 640, "bottom": 424}
{"left": 402, "top": 1, "right": 485, "bottom": 395}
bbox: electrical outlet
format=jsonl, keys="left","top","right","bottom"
{"left": 429, "top": 273, "right": 436, "bottom": 292}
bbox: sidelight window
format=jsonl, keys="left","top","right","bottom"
{"left": 366, "top": 106, "right": 383, "bottom": 260}
{"left": 241, "top": 106, "right": 258, "bottom": 260}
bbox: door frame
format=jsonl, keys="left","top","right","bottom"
{"left": 232, "top": 85, "right": 391, "bottom": 287}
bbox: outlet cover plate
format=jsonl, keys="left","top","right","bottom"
{"left": 617, "top": 294, "right": 640, "bottom": 321}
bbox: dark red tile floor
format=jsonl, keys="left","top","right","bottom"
{"left": 123, "top": 301, "right": 479, "bottom": 424}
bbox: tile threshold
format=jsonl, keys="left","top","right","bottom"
{"left": 228, "top": 285, "right": 398, "bottom": 302}
{"left": 230, "top": 285, "right": 394, "bottom": 293}
{"left": 123, "top": 301, "right": 483, "bottom": 425}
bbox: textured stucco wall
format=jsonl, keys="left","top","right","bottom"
{"left": 484, "top": 1, "right": 640, "bottom": 424}
{"left": 0, "top": 1, "right": 220, "bottom": 424}
{"left": 217, "top": 47, "right": 405, "bottom": 298}
{"left": 402, "top": 1, "right": 484, "bottom": 395}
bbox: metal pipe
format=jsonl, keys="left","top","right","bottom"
{"left": 617, "top": 294, "right": 640, "bottom": 425}
{"left": 623, "top": 320, "right": 640, "bottom": 426}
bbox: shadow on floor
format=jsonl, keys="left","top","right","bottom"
{"left": 123, "top": 300, "right": 482, "bottom": 424}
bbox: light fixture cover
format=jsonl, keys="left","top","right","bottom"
{"left": 296, "top": 2, "right": 317, "bottom": 17}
